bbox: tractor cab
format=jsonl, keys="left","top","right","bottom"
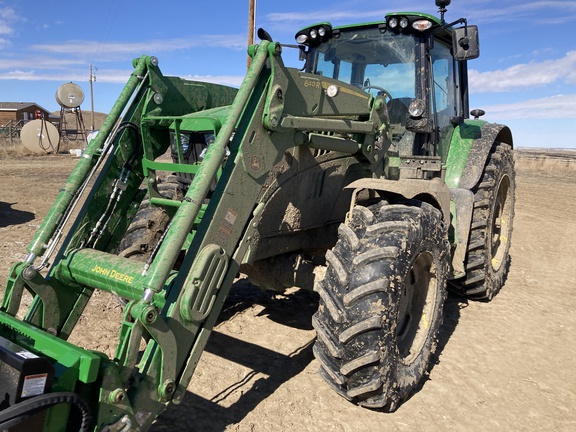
{"left": 295, "top": 7, "right": 479, "bottom": 174}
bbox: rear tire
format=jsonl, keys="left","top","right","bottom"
{"left": 455, "top": 142, "right": 515, "bottom": 300}
{"left": 313, "top": 200, "right": 449, "bottom": 411}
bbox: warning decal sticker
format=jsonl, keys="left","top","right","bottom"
{"left": 21, "top": 373, "right": 48, "bottom": 397}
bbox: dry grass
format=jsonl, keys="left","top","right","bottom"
{"left": 0, "top": 136, "right": 31, "bottom": 158}
{"left": 0, "top": 136, "right": 85, "bottom": 158}
{"left": 0, "top": 111, "right": 108, "bottom": 159}
{"left": 3, "top": 133, "right": 575, "bottom": 175}
{"left": 515, "top": 148, "right": 576, "bottom": 174}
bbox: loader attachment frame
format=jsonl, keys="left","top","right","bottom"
{"left": 1, "top": 39, "right": 388, "bottom": 431}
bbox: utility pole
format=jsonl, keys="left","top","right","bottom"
{"left": 89, "top": 64, "right": 96, "bottom": 131}
{"left": 247, "top": 0, "right": 256, "bottom": 70}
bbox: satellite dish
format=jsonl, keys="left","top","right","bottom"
{"left": 20, "top": 119, "right": 60, "bottom": 154}
{"left": 56, "top": 82, "right": 85, "bottom": 108}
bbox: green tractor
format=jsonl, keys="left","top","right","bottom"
{"left": 0, "top": 1, "right": 514, "bottom": 430}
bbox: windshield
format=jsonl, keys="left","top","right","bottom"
{"left": 309, "top": 27, "right": 418, "bottom": 99}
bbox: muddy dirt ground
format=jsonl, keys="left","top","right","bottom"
{"left": 0, "top": 150, "right": 575, "bottom": 431}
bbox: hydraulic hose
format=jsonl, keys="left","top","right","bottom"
{"left": 117, "top": 121, "right": 143, "bottom": 169}
{"left": 85, "top": 121, "right": 143, "bottom": 249}
{"left": 37, "top": 117, "right": 56, "bottom": 154}
{"left": 0, "top": 392, "right": 92, "bottom": 432}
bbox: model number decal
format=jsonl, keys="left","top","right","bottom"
{"left": 303, "top": 79, "right": 321, "bottom": 89}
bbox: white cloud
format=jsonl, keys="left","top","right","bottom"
{"left": 29, "top": 34, "right": 247, "bottom": 60}
{"left": 0, "top": 5, "right": 18, "bottom": 35}
{"left": 266, "top": 9, "right": 387, "bottom": 24}
{"left": 460, "top": 1, "right": 576, "bottom": 23}
{"left": 264, "top": 1, "right": 576, "bottom": 28}
{"left": 0, "top": 66, "right": 132, "bottom": 83}
{"left": 0, "top": 7, "right": 18, "bottom": 34}
{"left": 0, "top": 4, "right": 25, "bottom": 47}
{"left": 0, "top": 69, "right": 86, "bottom": 82}
{"left": 0, "top": 66, "right": 245, "bottom": 88}
{"left": 482, "top": 94, "right": 576, "bottom": 120}
{"left": 263, "top": 0, "right": 457, "bottom": 25}
{"left": 469, "top": 51, "right": 576, "bottom": 93}
{"left": 0, "top": 57, "right": 84, "bottom": 70}
{"left": 0, "top": 22, "right": 11, "bottom": 35}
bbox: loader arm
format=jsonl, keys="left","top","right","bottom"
{"left": 0, "top": 41, "right": 389, "bottom": 431}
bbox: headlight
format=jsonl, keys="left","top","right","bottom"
{"left": 412, "top": 19, "right": 433, "bottom": 31}
{"left": 296, "top": 34, "right": 308, "bottom": 44}
{"left": 386, "top": 15, "right": 435, "bottom": 33}
{"left": 408, "top": 99, "right": 426, "bottom": 118}
{"left": 326, "top": 84, "right": 339, "bottom": 97}
{"left": 295, "top": 23, "right": 333, "bottom": 47}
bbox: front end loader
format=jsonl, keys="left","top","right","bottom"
{"left": 0, "top": 1, "right": 515, "bottom": 430}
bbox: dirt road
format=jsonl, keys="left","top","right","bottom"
{"left": 0, "top": 152, "right": 575, "bottom": 431}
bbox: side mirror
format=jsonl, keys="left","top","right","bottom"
{"left": 453, "top": 25, "right": 479, "bottom": 61}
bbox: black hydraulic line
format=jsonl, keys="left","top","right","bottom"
{"left": 115, "top": 121, "right": 143, "bottom": 169}
{"left": 85, "top": 121, "right": 143, "bottom": 248}
{"left": 0, "top": 392, "right": 92, "bottom": 432}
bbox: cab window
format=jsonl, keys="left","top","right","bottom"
{"left": 430, "top": 40, "right": 460, "bottom": 129}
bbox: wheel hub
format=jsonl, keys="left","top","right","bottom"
{"left": 396, "top": 252, "right": 437, "bottom": 363}
{"left": 490, "top": 175, "right": 512, "bottom": 271}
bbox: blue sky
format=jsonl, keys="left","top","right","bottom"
{"left": 1, "top": 0, "right": 575, "bottom": 148}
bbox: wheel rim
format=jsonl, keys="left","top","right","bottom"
{"left": 396, "top": 251, "right": 437, "bottom": 364}
{"left": 490, "top": 175, "right": 512, "bottom": 271}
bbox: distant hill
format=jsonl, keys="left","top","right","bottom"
{"left": 51, "top": 110, "right": 108, "bottom": 132}
{"left": 50, "top": 110, "right": 108, "bottom": 150}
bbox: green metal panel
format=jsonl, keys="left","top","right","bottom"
{"left": 0, "top": 311, "right": 101, "bottom": 384}
{"left": 444, "top": 120, "right": 485, "bottom": 188}
{"left": 445, "top": 120, "right": 513, "bottom": 190}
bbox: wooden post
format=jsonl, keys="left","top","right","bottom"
{"left": 89, "top": 64, "right": 96, "bottom": 131}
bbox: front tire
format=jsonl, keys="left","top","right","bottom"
{"left": 313, "top": 200, "right": 449, "bottom": 410}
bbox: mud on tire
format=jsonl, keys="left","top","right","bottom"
{"left": 313, "top": 200, "right": 449, "bottom": 411}
{"left": 116, "top": 176, "right": 184, "bottom": 261}
{"left": 454, "top": 142, "right": 515, "bottom": 300}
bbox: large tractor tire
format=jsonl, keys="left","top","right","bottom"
{"left": 313, "top": 200, "right": 449, "bottom": 411}
{"left": 116, "top": 177, "right": 184, "bottom": 262}
{"left": 455, "top": 142, "right": 515, "bottom": 300}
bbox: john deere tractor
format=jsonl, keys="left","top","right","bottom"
{"left": 0, "top": 1, "right": 514, "bottom": 430}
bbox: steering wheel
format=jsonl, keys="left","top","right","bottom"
{"left": 362, "top": 85, "right": 392, "bottom": 101}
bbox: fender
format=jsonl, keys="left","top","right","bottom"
{"left": 345, "top": 177, "right": 451, "bottom": 225}
{"left": 445, "top": 121, "right": 513, "bottom": 190}
{"left": 444, "top": 121, "right": 513, "bottom": 277}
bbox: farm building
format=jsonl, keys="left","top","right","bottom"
{"left": 0, "top": 102, "right": 58, "bottom": 126}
